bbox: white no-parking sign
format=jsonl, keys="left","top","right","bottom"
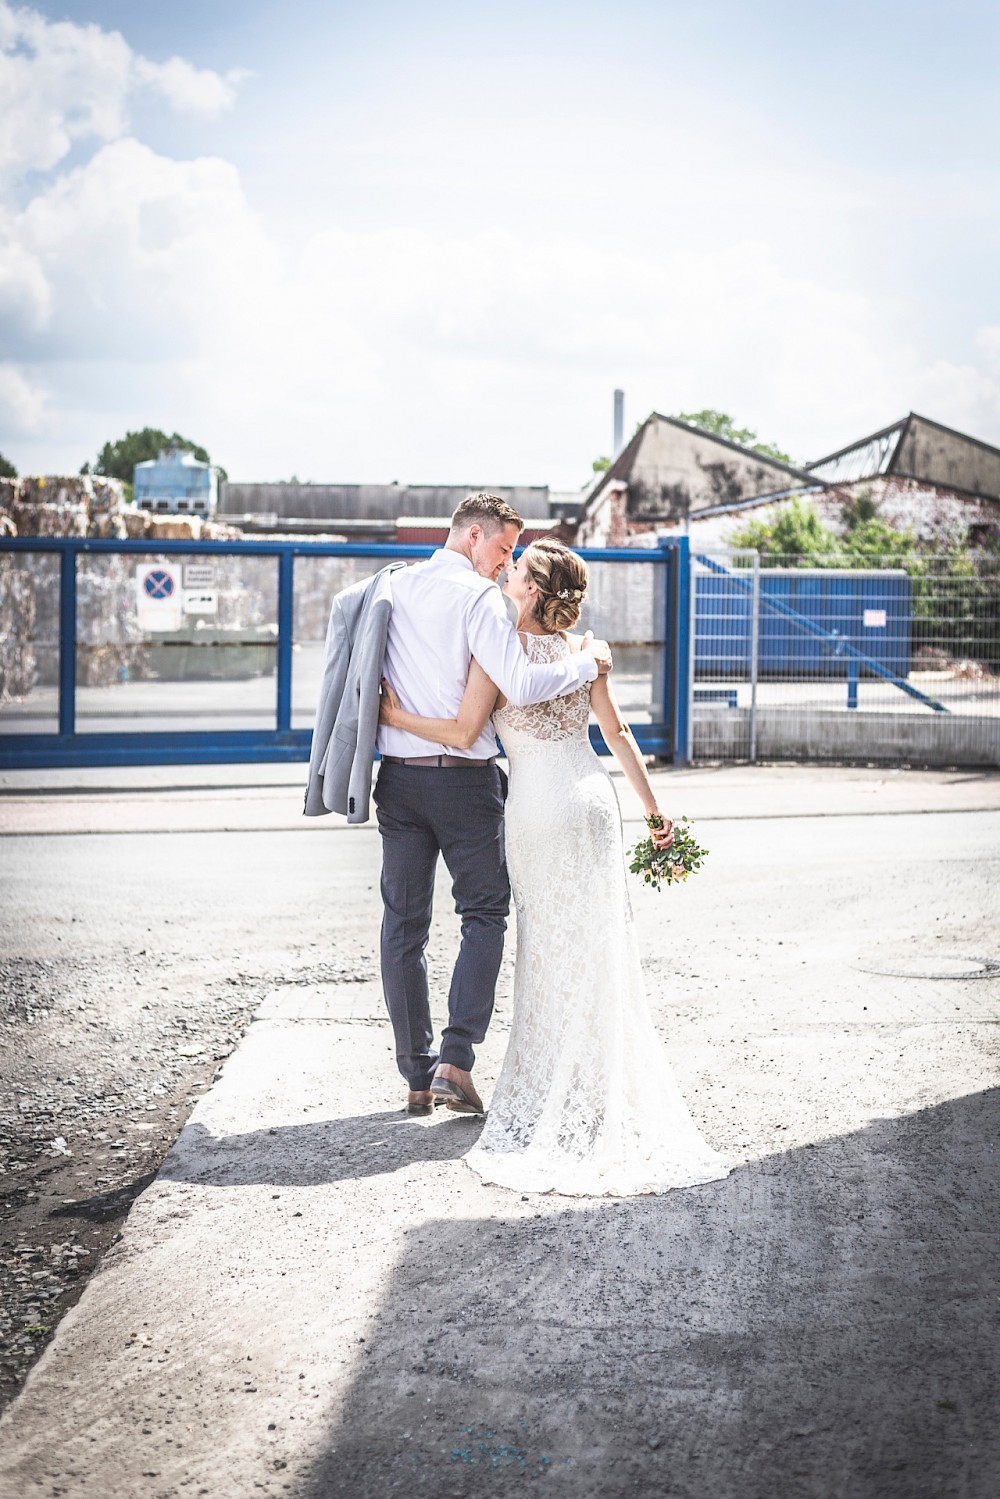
{"left": 136, "top": 563, "right": 183, "bottom": 632}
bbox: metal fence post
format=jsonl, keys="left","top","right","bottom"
{"left": 672, "top": 536, "right": 692, "bottom": 766}
{"left": 276, "top": 549, "right": 294, "bottom": 733}
{"left": 847, "top": 656, "right": 859, "bottom": 709}
{"left": 58, "top": 543, "right": 77, "bottom": 737}
{"left": 686, "top": 541, "right": 697, "bottom": 764}
{"left": 749, "top": 551, "right": 760, "bottom": 764}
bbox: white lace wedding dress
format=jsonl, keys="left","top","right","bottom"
{"left": 464, "top": 631, "right": 732, "bottom": 1198}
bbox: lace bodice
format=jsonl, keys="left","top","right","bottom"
{"left": 493, "top": 631, "right": 591, "bottom": 743}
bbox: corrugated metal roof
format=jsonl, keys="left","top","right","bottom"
{"left": 805, "top": 419, "right": 908, "bottom": 482}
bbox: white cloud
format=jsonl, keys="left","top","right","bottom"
{"left": 13, "top": 197, "right": 1000, "bottom": 482}
{"left": 975, "top": 326, "right": 1000, "bottom": 369}
{"left": 910, "top": 351, "right": 1000, "bottom": 447}
{"left": 0, "top": 3, "right": 131, "bottom": 179}
{"left": 135, "top": 56, "right": 250, "bottom": 118}
{"left": 3, "top": 3, "right": 999, "bottom": 487}
{"left": 0, "top": 227, "right": 51, "bottom": 334}
{"left": 7, "top": 137, "right": 272, "bottom": 361}
{"left": 0, "top": 0, "right": 244, "bottom": 187}
{"left": 0, "top": 362, "right": 47, "bottom": 433}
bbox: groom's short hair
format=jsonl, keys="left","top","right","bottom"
{"left": 450, "top": 492, "right": 523, "bottom": 536}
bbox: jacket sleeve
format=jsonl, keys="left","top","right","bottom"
{"left": 466, "top": 587, "right": 597, "bottom": 707}
{"left": 303, "top": 596, "right": 350, "bottom": 816}
{"left": 346, "top": 594, "right": 393, "bottom": 824}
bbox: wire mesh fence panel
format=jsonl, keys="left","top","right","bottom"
{"left": 576, "top": 560, "right": 666, "bottom": 725}
{"left": 292, "top": 552, "right": 410, "bottom": 730}
{"left": 0, "top": 551, "right": 60, "bottom": 735}
{"left": 692, "top": 549, "right": 1000, "bottom": 766}
{"left": 292, "top": 554, "right": 668, "bottom": 732}
{"left": 75, "top": 552, "right": 279, "bottom": 733}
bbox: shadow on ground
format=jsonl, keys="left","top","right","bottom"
{"left": 276, "top": 1089, "right": 996, "bottom": 1499}
{"left": 49, "top": 1173, "right": 157, "bottom": 1223}
{"left": 160, "top": 1110, "right": 485, "bottom": 1187}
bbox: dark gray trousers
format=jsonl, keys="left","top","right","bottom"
{"left": 373, "top": 761, "right": 509, "bottom": 1090}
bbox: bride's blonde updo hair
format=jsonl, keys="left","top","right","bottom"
{"left": 522, "top": 539, "right": 589, "bottom": 633}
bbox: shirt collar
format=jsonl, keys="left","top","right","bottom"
{"left": 433, "top": 547, "right": 474, "bottom": 572}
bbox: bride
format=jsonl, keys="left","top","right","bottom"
{"left": 378, "top": 538, "right": 730, "bottom": 1197}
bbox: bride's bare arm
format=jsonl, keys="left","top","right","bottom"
{"left": 379, "top": 658, "right": 500, "bottom": 751}
{"left": 589, "top": 671, "right": 675, "bottom": 849}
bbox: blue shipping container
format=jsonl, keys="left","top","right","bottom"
{"left": 695, "top": 567, "right": 911, "bottom": 678}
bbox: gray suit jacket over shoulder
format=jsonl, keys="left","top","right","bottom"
{"left": 303, "top": 563, "right": 405, "bottom": 822}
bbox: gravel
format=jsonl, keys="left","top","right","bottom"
{"left": 0, "top": 945, "right": 377, "bottom": 1415}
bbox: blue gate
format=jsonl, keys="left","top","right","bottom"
{"left": 0, "top": 537, "right": 692, "bottom": 769}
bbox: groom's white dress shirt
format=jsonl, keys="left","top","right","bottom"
{"left": 377, "top": 548, "right": 597, "bottom": 761}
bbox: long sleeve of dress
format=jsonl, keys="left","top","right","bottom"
{"left": 466, "top": 591, "right": 597, "bottom": 707}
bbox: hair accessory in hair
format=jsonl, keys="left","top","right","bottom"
{"left": 556, "top": 587, "right": 584, "bottom": 601}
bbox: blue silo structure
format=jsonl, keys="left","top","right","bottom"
{"left": 134, "top": 448, "right": 218, "bottom": 517}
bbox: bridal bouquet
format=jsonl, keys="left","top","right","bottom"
{"left": 628, "top": 814, "right": 708, "bottom": 892}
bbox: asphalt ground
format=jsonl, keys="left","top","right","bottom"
{"left": 0, "top": 763, "right": 998, "bottom": 1499}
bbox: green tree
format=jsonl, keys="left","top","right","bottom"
{"left": 842, "top": 516, "right": 919, "bottom": 565}
{"left": 730, "top": 494, "right": 921, "bottom": 567}
{"left": 592, "top": 455, "right": 611, "bottom": 473}
{"left": 674, "top": 409, "right": 794, "bottom": 465}
{"left": 87, "top": 428, "right": 226, "bottom": 484}
{"left": 839, "top": 484, "right": 878, "bottom": 529}
{"left": 729, "top": 495, "right": 838, "bottom": 561}
{"left": 0, "top": 451, "right": 17, "bottom": 479}
{"left": 728, "top": 494, "right": 1000, "bottom": 665}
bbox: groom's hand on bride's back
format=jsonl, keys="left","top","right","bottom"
{"left": 582, "top": 630, "right": 613, "bottom": 675}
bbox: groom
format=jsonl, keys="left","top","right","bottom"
{"left": 375, "top": 493, "right": 611, "bottom": 1115}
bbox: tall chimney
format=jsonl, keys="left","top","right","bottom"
{"left": 613, "top": 389, "right": 624, "bottom": 455}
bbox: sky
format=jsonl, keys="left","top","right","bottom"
{"left": 2, "top": 0, "right": 999, "bottom": 486}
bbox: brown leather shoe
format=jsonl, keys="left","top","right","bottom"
{"left": 430, "top": 1065, "right": 485, "bottom": 1115}
{"left": 406, "top": 1089, "right": 434, "bottom": 1114}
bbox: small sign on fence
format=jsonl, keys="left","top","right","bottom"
{"left": 135, "top": 564, "right": 183, "bottom": 632}
{"left": 183, "top": 590, "right": 219, "bottom": 616}
{"left": 863, "top": 609, "right": 888, "bottom": 628}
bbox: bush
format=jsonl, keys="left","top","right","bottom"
{"left": 728, "top": 497, "right": 1000, "bottom": 668}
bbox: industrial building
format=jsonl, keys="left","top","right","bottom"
{"left": 178, "top": 406, "right": 1000, "bottom": 551}
{"left": 134, "top": 449, "right": 219, "bottom": 517}
{"left": 574, "top": 411, "right": 1000, "bottom": 550}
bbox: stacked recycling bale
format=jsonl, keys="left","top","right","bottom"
{"left": 0, "top": 548, "right": 38, "bottom": 700}
{"left": 1, "top": 475, "right": 142, "bottom": 693}
{"left": 0, "top": 478, "right": 276, "bottom": 699}
{"left": 75, "top": 551, "right": 156, "bottom": 686}
{"left": 88, "top": 475, "right": 130, "bottom": 540}
{"left": 291, "top": 552, "right": 369, "bottom": 643}
{"left": 11, "top": 475, "right": 92, "bottom": 539}
{"left": 123, "top": 508, "right": 151, "bottom": 538}
{"left": 0, "top": 477, "right": 16, "bottom": 533}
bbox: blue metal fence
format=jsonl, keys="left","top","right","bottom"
{"left": 695, "top": 565, "right": 912, "bottom": 678}
{"left": 695, "top": 553, "right": 947, "bottom": 714}
{"left": 0, "top": 536, "right": 691, "bottom": 769}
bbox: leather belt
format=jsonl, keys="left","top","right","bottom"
{"left": 381, "top": 754, "right": 496, "bottom": 768}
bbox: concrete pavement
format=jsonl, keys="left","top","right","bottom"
{"left": 0, "top": 765, "right": 998, "bottom": 1498}
{"left": 2, "top": 760, "right": 1000, "bottom": 835}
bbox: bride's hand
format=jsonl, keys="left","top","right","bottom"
{"left": 379, "top": 677, "right": 401, "bottom": 726}
{"left": 648, "top": 815, "right": 675, "bottom": 850}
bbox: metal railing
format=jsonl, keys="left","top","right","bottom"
{"left": 0, "top": 537, "right": 691, "bottom": 769}
{"left": 692, "top": 548, "right": 1000, "bottom": 766}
